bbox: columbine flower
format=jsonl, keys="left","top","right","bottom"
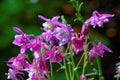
{"left": 30, "top": 36, "right": 49, "bottom": 58}
{"left": 89, "top": 41, "right": 112, "bottom": 62}
{"left": 39, "top": 15, "right": 73, "bottom": 46}
{"left": 45, "top": 46, "right": 65, "bottom": 63}
{"left": 7, "top": 53, "right": 29, "bottom": 70}
{"left": 38, "top": 15, "right": 63, "bottom": 31}
{"left": 85, "top": 10, "right": 114, "bottom": 28}
{"left": 13, "top": 27, "right": 33, "bottom": 53}
{"left": 27, "top": 58, "right": 49, "bottom": 80}
{"left": 72, "top": 34, "right": 85, "bottom": 53}
{"left": 8, "top": 68, "right": 24, "bottom": 80}
{"left": 54, "top": 25, "right": 73, "bottom": 46}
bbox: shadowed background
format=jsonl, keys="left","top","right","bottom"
{"left": 0, "top": 0, "right": 120, "bottom": 80}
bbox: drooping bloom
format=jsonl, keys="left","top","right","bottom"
{"left": 72, "top": 34, "right": 85, "bottom": 53}
{"left": 45, "top": 46, "right": 65, "bottom": 63}
{"left": 7, "top": 53, "right": 29, "bottom": 70}
{"left": 13, "top": 27, "right": 33, "bottom": 53}
{"left": 89, "top": 41, "right": 112, "bottom": 62}
{"left": 85, "top": 10, "right": 114, "bottom": 28}
{"left": 7, "top": 68, "right": 24, "bottom": 80}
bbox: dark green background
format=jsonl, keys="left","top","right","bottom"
{"left": 0, "top": 0, "right": 120, "bottom": 80}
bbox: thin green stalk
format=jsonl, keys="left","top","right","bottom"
{"left": 82, "top": 37, "right": 88, "bottom": 76}
{"left": 68, "top": 58, "right": 72, "bottom": 79}
{"left": 71, "top": 54, "right": 75, "bottom": 80}
{"left": 47, "top": 73, "right": 50, "bottom": 80}
{"left": 82, "top": 52, "right": 88, "bottom": 75}
{"left": 63, "top": 59, "right": 69, "bottom": 80}
{"left": 75, "top": 71, "right": 79, "bottom": 80}
{"left": 63, "top": 43, "right": 71, "bottom": 80}
{"left": 50, "top": 62, "right": 53, "bottom": 80}
{"left": 76, "top": 53, "right": 84, "bottom": 68}
{"left": 96, "top": 56, "right": 104, "bottom": 80}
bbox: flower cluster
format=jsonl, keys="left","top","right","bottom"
{"left": 7, "top": 10, "right": 113, "bottom": 80}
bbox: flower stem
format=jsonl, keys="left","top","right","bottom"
{"left": 82, "top": 37, "right": 88, "bottom": 76}
{"left": 82, "top": 52, "right": 88, "bottom": 75}
{"left": 63, "top": 59, "right": 69, "bottom": 80}
{"left": 76, "top": 53, "right": 84, "bottom": 69}
{"left": 71, "top": 54, "right": 75, "bottom": 80}
{"left": 96, "top": 56, "right": 104, "bottom": 80}
{"left": 68, "top": 58, "right": 72, "bottom": 79}
{"left": 50, "top": 62, "right": 53, "bottom": 80}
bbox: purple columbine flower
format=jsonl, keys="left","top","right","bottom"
{"left": 54, "top": 25, "right": 73, "bottom": 46}
{"left": 89, "top": 41, "right": 112, "bottom": 62}
{"left": 27, "top": 58, "right": 49, "bottom": 80}
{"left": 40, "top": 31, "right": 56, "bottom": 46}
{"left": 7, "top": 53, "right": 30, "bottom": 70}
{"left": 85, "top": 10, "right": 114, "bottom": 28}
{"left": 13, "top": 27, "right": 33, "bottom": 53}
{"left": 7, "top": 68, "right": 24, "bottom": 80}
{"left": 72, "top": 34, "right": 85, "bottom": 53}
{"left": 38, "top": 15, "right": 64, "bottom": 31}
{"left": 31, "top": 36, "right": 49, "bottom": 58}
{"left": 45, "top": 46, "right": 65, "bottom": 63}
{"left": 39, "top": 15, "right": 73, "bottom": 46}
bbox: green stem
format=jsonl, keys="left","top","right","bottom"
{"left": 71, "top": 54, "right": 75, "bottom": 80}
{"left": 82, "top": 37, "right": 88, "bottom": 76}
{"left": 76, "top": 53, "right": 84, "bottom": 68}
{"left": 63, "top": 59, "right": 69, "bottom": 80}
{"left": 82, "top": 52, "right": 88, "bottom": 75}
{"left": 75, "top": 71, "right": 79, "bottom": 80}
{"left": 63, "top": 43, "right": 70, "bottom": 80}
{"left": 50, "top": 62, "right": 53, "bottom": 80}
{"left": 96, "top": 56, "right": 104, "bottom": 80}
{"left": 68, "top": 58, "right": 72, "bottom": 79}
{"left": 47, "top": 74, "right": 50, "bottom": 80}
